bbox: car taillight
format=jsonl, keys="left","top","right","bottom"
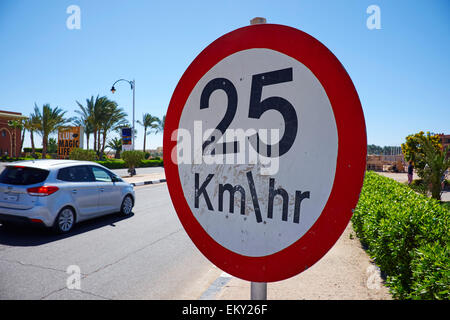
{"left": 27, "top": 186, "right": 59, "bottom": 196}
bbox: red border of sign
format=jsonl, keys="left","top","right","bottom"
{"left": 163, "top": 24, "right": 366, "bottom": 282}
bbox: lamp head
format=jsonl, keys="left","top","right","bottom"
{"left": 110, "top": 86, "right": 116, "bottom": 94}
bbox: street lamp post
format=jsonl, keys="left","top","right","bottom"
{"left": 111, "top": 78, "right": 135, "bottom": 150}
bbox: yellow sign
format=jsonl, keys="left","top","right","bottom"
{"left": 58, "top": 126, "right": 84, "bottom": 159}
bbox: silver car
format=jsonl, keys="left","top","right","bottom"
{"left": 0, "top": 159, "right": 135, "bottom": 233}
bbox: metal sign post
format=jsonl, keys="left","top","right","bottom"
{"left": 249, "top": 17, "right": 268, "bottom": 301}
{"left": 251, "top": 282, "right": 267, "bottom": 300}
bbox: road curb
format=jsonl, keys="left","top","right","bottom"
{"left": 130, "top": 179, "right": 166, "bottom": 187}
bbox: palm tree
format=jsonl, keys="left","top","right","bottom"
{"left": 24, "top": 108, "right": 41, "bottom": 156}
{"left": 416, "top": 135, "right": 450, "bottom": 200}
{"left": 7, "top": 119, "right": 26, "bottom": 158}
{"left": 75, "top": 95, "right": 103, "bottom": 152}
{"left": 47, "top": 137, "right": 58, "bottom": 154}
{"left": 136, "top": 113, "right": 159, "bottom": 152}
{"left": 106, "top": 137, "right": 122, "bottom": 159}
{"left": 34, "top": 103, "right": 72, "bottom": 158}
{"left": 75, "top": 95, "right": 128, "bottom": 158}
{"left": 92, "top": 96, "right": 107, "bottom": 153}
{"left": 98, "top": 100, "right": 128, "bottom": 158}
{"left": 155, "top": 114, "right": 165, "bottom": 135}
{"left": 73, "top": 117, "right": 94, "bottom": 150}
{"left": 74, "top": 96, "right": 95, "bottom": 150}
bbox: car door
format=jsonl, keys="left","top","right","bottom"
{"left": 57, "top": 165, "right": 99, "bottom": 219}
{"left": 91, "top": 166, "right": 122, "bottom": 214}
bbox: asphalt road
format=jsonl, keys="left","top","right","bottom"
{"left": 0, "top": 183, "right": 219, "bottom": 300}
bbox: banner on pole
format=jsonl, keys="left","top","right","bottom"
{"left": 58, "top": 126, "right": 83, "bottom": 159}
{"left": 121, "top": 127, "right": 132, "bottom": 151}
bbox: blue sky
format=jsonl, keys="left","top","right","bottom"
{"left": 0, "top": 0, "right": 449, "bottom": 150}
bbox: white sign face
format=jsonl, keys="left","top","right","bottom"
{"left": 122, "top": 144, "right": 133, "bottom": 151}
{"left": 176, "top": 49, "right": 338, "bottom": 257}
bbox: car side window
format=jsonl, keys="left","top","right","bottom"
{"left": 57, "top": 166, "right": 95, "bottom": 182}
{"left": 57, "top": 167, "right": 75, "bottom": 181}
{"left": 91, "top": 166, "right": 112, "bottom": 182}
{"left": 113, "top": 175, "right": 124, "bottom": 182}
{"left": 74, "top": 166, "right": 95, "bottom": 182}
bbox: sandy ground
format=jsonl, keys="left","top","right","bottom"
{"left": 376, "top": 171, "right": 419, "bottom": 183}
{"left": 215, "top": 222, "right": 392, "bottom": 300}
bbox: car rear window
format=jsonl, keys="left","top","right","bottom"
{"left": 0, "top": 166, "right": 50, "bottom": 185}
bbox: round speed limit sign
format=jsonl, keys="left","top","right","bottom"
{"left": 163, "top": 24, "right": 366, "bottom": 282}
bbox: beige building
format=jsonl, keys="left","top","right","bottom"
{"left": 367, "top": 154, "right": 405, "bottom": 172}
{"left": 148, "top": 146, "right": 163, "bottom": 158}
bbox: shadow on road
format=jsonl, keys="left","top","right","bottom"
{"left": 0, "top": 212, "right": 134, "bottom": 247}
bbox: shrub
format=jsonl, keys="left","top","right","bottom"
{"left": 409, "top": 242, "right": 449, "bottom": 299}
{"left": 140, "top": 159, "right": 163, "bottom": 167}
{"left": 415, "top": 135, "right": 450, "bottom": 200}
{"left": 0, "top": 156, "right": 33, "bottom": 162}
{"left": 352, "top": 171, "right": 449, "bottom": 299}
{"left": 401, "top": 131, "right": 442, "bottom": 178}
{"left": 121, "top": 150, "right": 145, "bottom": 169}
{"left": 23, "top": 148, "right": 43, "bottom": 153}
{"left": 96, "top": 160, "right": 126, "bottom": 169}
{"left": 69, "top": 148, "right": 98, "bottom": 161}
{"left": 408, "top": 179, "right": 428, "bottom": 195}
{"left": 93, "top": 158, "right": 163, "bottom": 169}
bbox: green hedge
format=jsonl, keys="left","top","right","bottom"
{"left": 352, "top": 171, "right": 449, "bottom": 299}
{"left": 0, "top": 156, "right": 35, "bottom": 162}
{"left": 96, "top": 159, "right": 163, "bottom": 169}
{"left": 69, "top": 148, "right": 97, "bottom": 161}
{"left": 140, "top": 159, "right": 164, "bottom": 167}
{"left": 0, "top": 157, "right": 164, "bottom": 168}
{"left": 23, "top": 148, "right": 43, "bottom": 153}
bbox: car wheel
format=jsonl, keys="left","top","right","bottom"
{"left": 120, "top": 195, "right": 133, "bottom": 216}
{"left": 53, "top": 207, "right": 75, "bottom": 234}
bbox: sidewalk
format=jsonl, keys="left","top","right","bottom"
{"left": 120, "top": 170, "right": 166, "bottom": 186}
